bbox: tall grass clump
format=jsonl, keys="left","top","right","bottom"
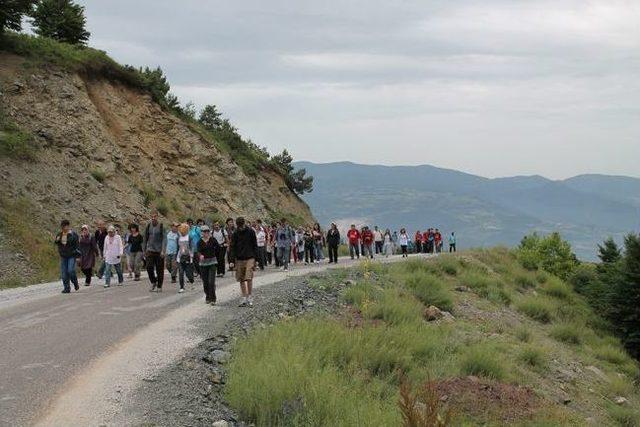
{"left": 366, "top": 289, "right": 424, "bottom": 325}
{"left": 435, "top": 256, "right": 459, "bottom": 276}
{"left": 550, "top": 323, "right": 583, "bottom": 345}
{"left": 518, "top": 346, "right": 547, "bottom": 369}
{"left": 459, "top": 344, "right": 507, "bottom": 380}
{"left": 516, "top": 297, "right": 554, "bottom": 323}
{"left": 404, "top": 272, "right": 454, "bottom": 312}
{"left": 541, "top": 277, "right": 573, "bottom": 300}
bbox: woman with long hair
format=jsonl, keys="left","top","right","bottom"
{"left": 383, "top": 229, "right": 393, "bottom": 258}
{"left": 399, "top": 228, "right": 409, "bottom": 258}
{"left": 312, "top": 222, "right": 324, "bottom": 263}
{"left": 326, "top": 223, "right": 341, "bottom": 263}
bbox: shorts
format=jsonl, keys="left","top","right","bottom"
{"left": 235, "top": 259, "right": 255, "bottom": 282}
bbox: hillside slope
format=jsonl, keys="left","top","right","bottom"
{"left": 296, "top": 161, "right": 640, "bottom": 259}
{"left": 0, "top": 52, "right": 313, "bottom": 285}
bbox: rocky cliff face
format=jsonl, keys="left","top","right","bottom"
{"left": 0, "top": 53, "right": 314, "bottom": 284}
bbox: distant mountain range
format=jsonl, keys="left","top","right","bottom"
{"left": 295, "top": 161, "right": 640, "bottom": 260}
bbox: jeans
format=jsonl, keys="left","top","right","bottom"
{"left": 401, "top": 245, "right": 408, "bottom": 257}
{"left": 277, "top": 246, "right": 291, "bottom": 269}
{"left": 166, "top": 254, "right": 178, "bottom": 279}
{"left": 328, "top": 245, "right": 338, "bottom": 263}
{"left": 304, "top": 245, "right": 315, "bottom": 263}
{"left": 349, "top": 243, "right": 360, "bottom": 259}
{"left": 129, "top": 251, "right": 143, "bottom": 278}
{"left": 449, "top": 243, "right": 456, "bottom": 253}
{"left": 104, "top": 262, "right": 123, "bottom": 286}
{"left": 60, "top": 257, "right": 78, "bottom": 291}
{"left": 217, "top": 246, "right": 227, "bottom": 276}
{"left": 363, "top": 243, "right": 374, "bottom": 258}
{"left": 97, "top": 257, "right": 106, "bottom": 278}
{"left": 415, "top": 241, "right": 422, "bottom": 254}
{"left": 200, "top": 264, "right": 217, "bottom": 302}
{"left": 314, "top": 242, "right": 324, "bottom": 260}
{"left": 375, "top": 241, "right": 383, "bottom": 254}
{"left": 257, "top": 246, "right": 266, "bottom": 269}
{"left": 178, "top": 260, "right": 194, "bottom": 289}
{"left": 146, "top": 252, "right": 165, "bottom": 288}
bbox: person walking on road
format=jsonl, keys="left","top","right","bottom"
{"left": 144, "top": 211, "right": 166, "bottom": 292}
{"left": 326, "top": 222, "right": 341, "bottom": 264}
{"left": 255, "top": 219, "right": 267, "bottom": 270}
{"left": 127, "top": 224, "right": 144, "bottom": 281}
{"left": 383, "top": 229, "right": 394, "bottom": 257}
{"left": 449, "top": 232, "right": 456, "bottom": 252}
{"left": 94, "top": 220, "right": 108, "bottom": 279}
{"left": 229, "top": 217, "right": 258, "bottom": 307}
{"left": 275, "top": 218, "right": 294, "bottom": 271}
{"left": 198, "top": 225, "right": 220, "bottom": 304}
{"left": 414, "top": 231, "right": 422, "bottom": 254}
{"left": 303, "top": 227, "right": 315, "bottom": 264}
{"left": 176, "top": 223, "right": 195, "bottom": 293}
{"left": 188, "top": 219, "right": 203, "bottom": 277}
{"left": 55, "top": 219, "right": 80, "bottom": 293}
{"left": 225, "top": 218, "right": 236, "bottom": 271}
{"left": 212, "top": 222, "right": 228, "bottom": 277}
{"left": 78, "top": 224, "right": 99, "bottom": 286}
{"left": 165, "top": 223, "right": 180, "bottom": 283}
{"left": 399, "top": 228, "right": 409, "bottom": 258}
{"left": 347, "top": 224, "right": 361, "bottom": 260}
{"left": 103, "top": 225, "right": 124, "bottom": 288}
{"left": 362, "top": 226, "right": 374, "bottom": 259}
{"left": 374, "top": 226, "right": 384, "bottom": 255}
{"left": 312, "top": 223, "right": 324, "bottom": 263}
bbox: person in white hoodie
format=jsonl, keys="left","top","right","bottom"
{"left": 103, "top": 225, "right": 124, "bottom": 288}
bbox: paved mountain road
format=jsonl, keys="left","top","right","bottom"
{"left": 0, "top": 255, "right": 421, "bottom": 426}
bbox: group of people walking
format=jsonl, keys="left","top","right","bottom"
{"left": 54, "top": 214, "right": 456, "bottom": 306}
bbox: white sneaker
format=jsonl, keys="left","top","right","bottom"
{"left": 104, "top": 284, "right": 109, "bottom": 288}
{"left": 178, "top": 288, "right": 184, "bottom": 293}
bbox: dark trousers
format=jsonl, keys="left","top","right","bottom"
{"left": 304, "top": 245, "right": 315, "bottom": 263}
{"left": 349, "top": 243, "right": 360, "bottom": 259}
{"left": 257, "top": 246, "right": 266, "bottom": 270}
{"left": 328, "top": 244, "right": 338, "bottom": 263}
{"left": 216, "top": 246, "right": 227, "bottom": 275}
{"left": 178, "top": 260, "right": 194, "bottom": 289}
{"left": 449, "top": 244, "right": 456, "bottom": 253}
{"left": 200, "top": 265, "right": 217, "bottom": 302}
{"left": 146, "top": 252, "right": 165, "bottom": 288}
{"left": 375, "top": 241, "right": 383, "bottom": 254}
{"left": 415, "top": 241, "right": 421, "bottom": 254}
{"left": 82, "top": 268, "right": 93, "bottom": 285}
{"left": 401, "top": 245, "right": 408, "bottom": 257}
{"left": 266, "top": 250, "right": 272, "bottom": 265}
{"left": 97, "top": 257, "right": 106, "bottom": 278}
{"left": 192, "top": 252, "right": 200, "bottom": 276}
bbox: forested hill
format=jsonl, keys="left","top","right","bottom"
{"left": 295, "top": 161, "right": 640, "bottom": 260}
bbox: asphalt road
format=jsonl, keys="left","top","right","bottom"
{"left": 0, "top": 255, "right": 394, "bottom": 426}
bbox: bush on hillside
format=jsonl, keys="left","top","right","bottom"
{"left": 517, "top": 232, "right": 578, "bottom": 280}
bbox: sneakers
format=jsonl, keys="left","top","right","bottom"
{"left": 149, "top": 284, "right": 157, "bottom": 292}
{"left": 248, "top": 300, "right": 253, "bottom": 307}
{"left": 61, "top": 289, "right": 70, "bottom": 294}
{"left": 178, "top": 288, "right": 184, "bottom": 293}
{"left": 238, "top": 301, "right": 247, "bottom": 307}
{"left": 74, "top": 284, "right": 79, "bottom": 291}
{"left": 209, "top": 301, "right": 216, "bottom": 306}
{"left": 104, "top": 284, "right": 110, "bottom": 288}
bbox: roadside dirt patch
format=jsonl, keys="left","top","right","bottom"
{"left": 434, "top": 376, "right": 540, "bottom": 423}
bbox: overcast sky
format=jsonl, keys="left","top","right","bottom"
{"left": 78, "top": 0, "right": 639, "bottom": 179}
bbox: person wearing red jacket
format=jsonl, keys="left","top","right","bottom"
{"left": 347, "top": 224, "right": 361, "bottom": 260}
{"left": 414, "top": 231, "right": 422, "bottom": 254}
{"left": 422, "top": 230, "right": 429, "bottom": 253}
{"left": 361, "top": 226, "right": 374, "bottom": 259}
{"left": 435, "top": 229, "right": 443, "bottom": 253}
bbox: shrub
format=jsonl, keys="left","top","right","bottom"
{"left": 90, "top": 169, "right": 105, "bottom": 182}
{"left": 550, "top": 323, "right": 582, "bottom": 345}
{"left": 517, "top": 232, "right": 578, "bottom": 279}
{"left": 398, "top": 376, "right": 452, "bottom": 427}
{"left": 518, "top": 346, "right": 547, "bottom": 368}
{"left": 460, "top": 345, "right": 506, "bottom": 380}
{"left": 607, "top": 404, "right": 640, "bottom": 427}
{"left": 342, "top": 281, "right": 379, "bottom": 308}
{"left": 366, "top": 290, "right": 423, "bottom": 325}
{"left": 404, "top": 272, "right": 454, "bottom": 312}
{"left": 436, "top": 256, "right": 458, "bottom": 276}
{"left": 517, "top": 297, "right": 554, "bottom": 323}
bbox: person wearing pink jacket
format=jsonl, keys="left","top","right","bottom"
{"left": 103, "top": 225, "right": 124, "bottom": 288}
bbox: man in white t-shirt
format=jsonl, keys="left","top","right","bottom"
{"left": 255, "top": 219, "right": 267, "bottom": 270}
{"left": 373, "top": 226, "right": 384, "bottom": 255}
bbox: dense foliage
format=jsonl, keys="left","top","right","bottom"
{"left": 31, "top": 0, "right": 89, "bottom": 45}
{"left": 517, "top": 232, "right": 578, "bottom": 280}
{"left": 0, "top": 0, "right": 34, "bottom": 34}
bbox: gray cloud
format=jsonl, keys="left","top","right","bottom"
{"left": 79, "top": 0, "right": 640, "bottom": 179}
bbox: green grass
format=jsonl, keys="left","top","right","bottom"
{"left": 541, "top": 277, "right": 573, "bottom": 300}
{"left": 518, "top": 346, "right": 547, "bottom": 369}
{"left": 0, "top": 106, "right": 37, "bottom": 160}
{"left": 516, "top": 297, "right": 554, "bottom": 323}
{"left": 0, "top": 197, "right": 58, "bottom": 282}
{"left": 550, "top": 323, "right": 583, "bottom": 345}
{"left": 0, "top": 277, "right": 24, "bottom": 289}
{"left": 459, "top": 344, "right": 507, "bottom": 380}
{"left": 403, "top": 271, "right": 454, "bottom": 311}
{"left": 224, "top": 251, "right": 640, "bottom": 426}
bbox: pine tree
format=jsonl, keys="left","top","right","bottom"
{"left": 610, "top": 234, "right": 640, "bottom": 358}
{"left": 0, "top": 0, "right": 35, "bottom": 34}
{"left": 598, "top": 237, "right": 622, "bottom": 264}
{"left": 31, "top": 0, "right": 90, "bottom": 45}
{"left": 199, "top": 105, "right": 223, "bottom": 131}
